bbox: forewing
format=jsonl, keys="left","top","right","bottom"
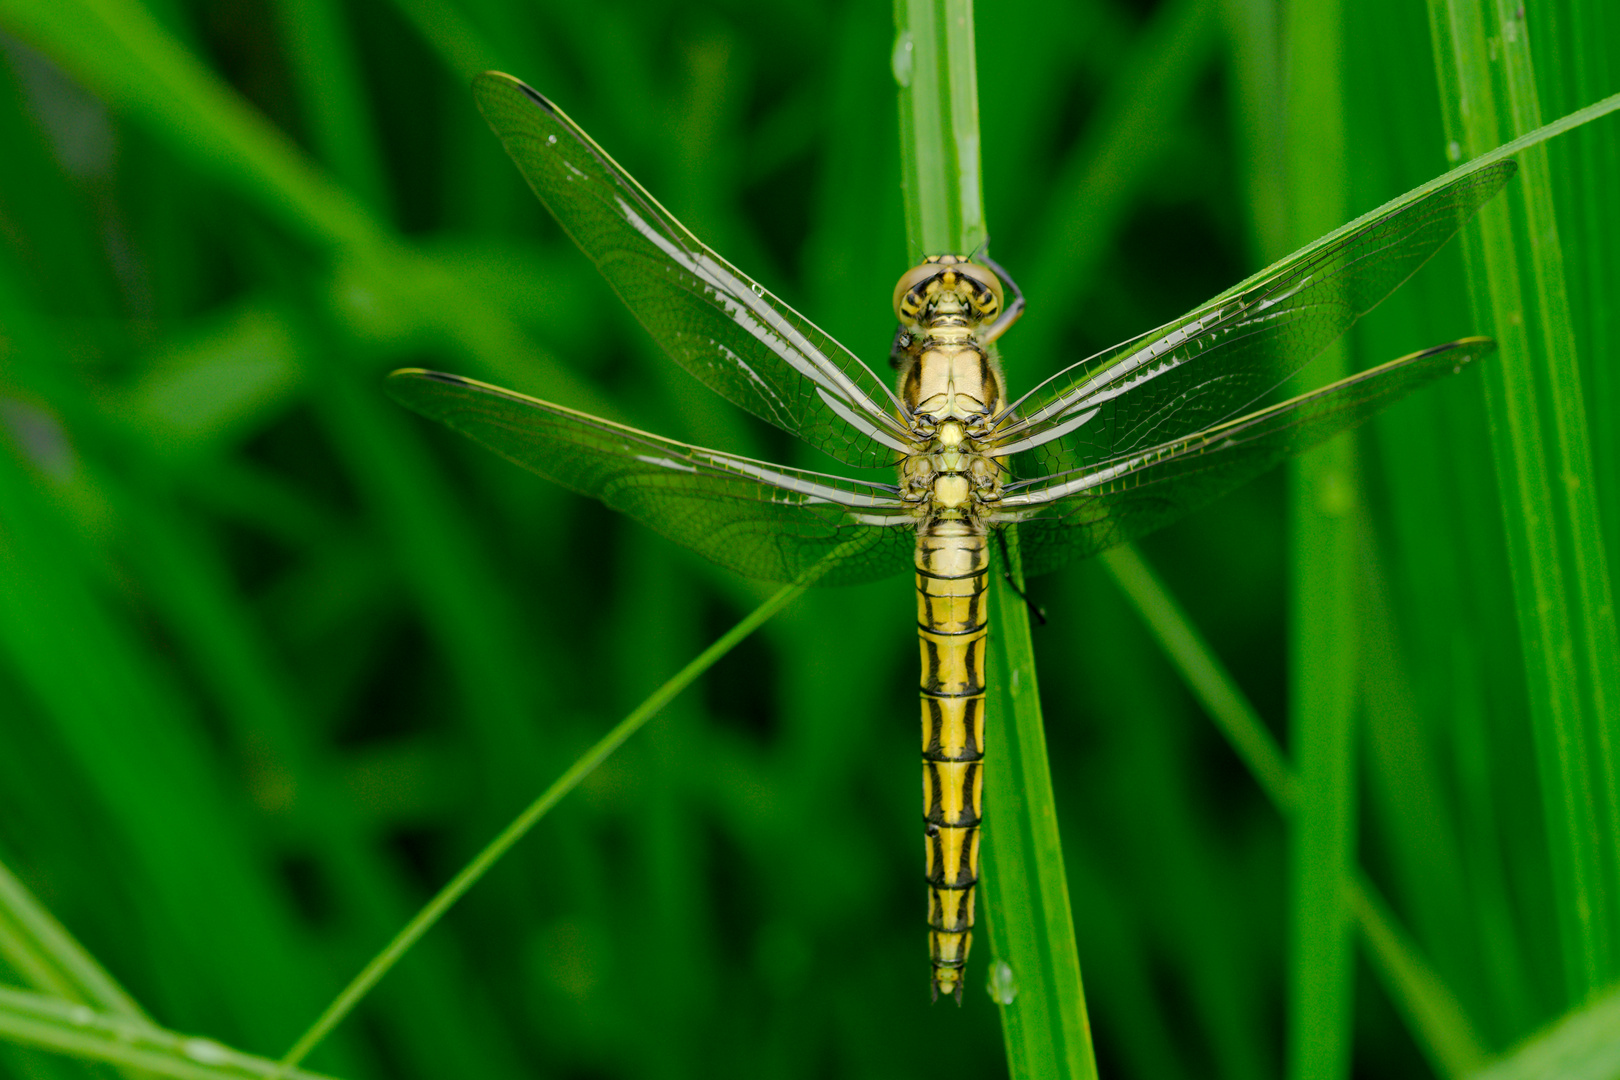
{"left": 388, "top": 369, "right": 916, "bottom": 585}
{"left": 472, "top": 72, "right": 909, "bottom": 468}
{"left": 993, "top": 338, "right": 1495, "bottom": 578}
{"left": 996, "top": 160, "right": 1516, "bottom": 477}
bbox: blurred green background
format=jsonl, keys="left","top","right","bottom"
{"left": 0, "top": 0, "right": 1616, "bottom": 1077}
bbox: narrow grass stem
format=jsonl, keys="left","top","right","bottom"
{"left": 1101, "top": 543, "right": 1488, "bottom": 1075}
{"left": 1348, "top": 876, "right": 1488, "bottom": 1077}
{"left": 983, "top": 539, "right": 1098, "bottom": 1079}
{"left": 276, "top": 568, "right": 830, "bottom": 1073}
{"left": 0, "top": 860, "right": 148, "bottom": 1019}
{"left": 895, "top": 2, "right": 1094, "bottom": 1073}
{"left": 1099, "top": 547, "right": 1296, "bottom": 811}
{"left": 1282, "top": 5, "right": 1359, "bottom": 1074}
{"left": 0, "top": 986, "right": 338, "bottom": 1080}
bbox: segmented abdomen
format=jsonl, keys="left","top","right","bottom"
{"left": 915, "top": 521, "right": 987, "bottom": 1002}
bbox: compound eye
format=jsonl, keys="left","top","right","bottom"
{"left": 953, "top": 262, "right": 1005, "bottom": 317}
{"left": 892, "top": 262, "right": 944, "bottom": 321}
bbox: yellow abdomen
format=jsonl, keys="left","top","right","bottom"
{"left": 915, "top": 521, "right": 988, "bottom": 1001}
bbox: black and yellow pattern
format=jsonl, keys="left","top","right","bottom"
{"left": 396, "top": 77, "right": 1515, "bottom": 1005}
{"left": 916, "top": 522, "right": 989, "bottom": 1002}
{"left": 889, "top": 256, "right": 1010, "bottom": 1002}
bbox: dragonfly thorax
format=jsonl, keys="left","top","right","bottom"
{"left": 900, "top": 419, "right": 1002, "bottom": 523}
{"left": 892, "top": 257, "right": 1008, "bottom": 426}
{"left": 891, "top": 258, "right": 1009, "bottom": 523}
{"left": 898, "top": 330, "right": 1005, "bottom": 427}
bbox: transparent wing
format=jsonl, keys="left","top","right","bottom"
{"left": 994, "top": 161, "right": 1516, "bottom": 477}
{"left": 993, "top": 338, "right": 1495, "bottom": 579}
{"left": 472, "top": 72, "right": 911, "bottom": 468}
{"left": 388, "top": 369, "right": 917, "bottom": 586}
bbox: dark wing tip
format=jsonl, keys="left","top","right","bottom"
{"left": 1437, "top": 335, "right": 1498, "bottom": 370}
{"left": 472, "top": 70, "right": 558, "bottom": 114}
{"left": 1364, "top": 336, "right": 1495, "bottom": 385}
{"left": 384, "top": 370, "right": 475, "bottom": 412}
{"left": 518, "top": 83, "right": 557, "bottom": 112}
{"left": 1418, "top": 335, "right": 1497, "bottom": 362}
{"left": 1453, "top": 334, "right": 1497, "bottom": 357}
{"left": 386, "top": 368, "right": 465, "bottom": 386}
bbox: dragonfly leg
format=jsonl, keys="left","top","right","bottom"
{"left": 979, "top": 253, "right": 1026, "bottom": 345}
{"left": 994, "top": 530, "right": 1047, "bottom": 626}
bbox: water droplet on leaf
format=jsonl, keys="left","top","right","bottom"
{"left": 183, "top": 1039, "right": 230, "bottom": 1065}
{"left": 892, "top": 32, "right": 914, "bottom": 87}
{"left": 986, "top": 958, "right": 1018, "bottom": 1004}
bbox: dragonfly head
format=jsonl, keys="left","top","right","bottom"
{"left": 893, "top": 256, "right": 1005, "bottom": 328}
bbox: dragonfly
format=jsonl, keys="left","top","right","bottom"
{"left": 388, "top": 71, "right": 1515, "bottom": 1003}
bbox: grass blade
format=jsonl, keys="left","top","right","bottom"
{"left": 982, "top": 534, "right": 1097, "bottom": 1079}
{"left": 1099, "top": 547, "right": 1295, "bottom": 811}
{"left": 277, "top": 561, "right": 838, "bottom": 1071}
{"left": 0, "top": 860, "right": 147, "bottom": 1021}
{"left": 896, "top": 0, "right": 1095, "bottom": 1072}
{"left": 1100, "top": 545, "right": 1489, "bottom": 1076}
{"left": 0, "top": 0, "right": 607, "bottom": 413}
{"left": 1468, "top": 982, "right": 1620, "bottom": 1080}
{"left": 0, "top": 986, "right": 340, "bottom": 1080}
{"left": 0, "top": 259, "right": 530, "bottom": 1076}
{"left": 1493, "top": 0, "right": 1620, "bottom": 993}
{"left": 893, "top": 0, "right": 986, "bottom": 261}
{"left": 1007, "top": 0, "right": 1218, "bottom": 388}
{"left": 272, "top": 0, "right": 391, "bottom": 216}
{"left": 1282, "top": 3, "right": 1358, "bottom": 1073}
{"left": 1350, "top": 875, "right": 1489, "bottom": 1077}
{"left": 0, "top": 282, "right": 346, "bottom": 1058}
{"left": 1426, "top": 0, "right": 1618, "bottom": 1000}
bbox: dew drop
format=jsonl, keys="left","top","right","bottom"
{"left": 986, "top": 958, "right": 1018, "bottom": 1004}
{"left": 751, "top": 282, "right": 765, "bottom": 297}
{"left": 182, "top": 1039, "right": 230, "bottom": 1064}
{"left": 892, "top": 32, "right": 914, "bottom": 87}
{"left": 547, "top": 134, "right": 557, "bottom": 144}
{"left": 1446, "top": 140, "right": 1462, "bottom": 162}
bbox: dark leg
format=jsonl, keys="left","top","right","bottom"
{"left": 980, "top": 253, "right": 1026, "bottom": 344}
{"left": 994, "top": 530, "right": 1047, "bottom": 626}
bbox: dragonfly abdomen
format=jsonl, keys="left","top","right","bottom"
{"left": 916, "top": 521, "right": 988, "bottom": 1003}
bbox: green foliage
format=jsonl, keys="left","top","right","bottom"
{"left": 1473, "top": 983, "right": 1620, "bottom": 1080}
{"left": 0, "top": 0, "right": 1616, "bottom": 1079}
{"left": 1428, "top": 0, "right": 1620, "bottom": 1005}
{"left": 0, "top": 983, "right": 339, "bottom": 1080}
{"left": 895, "top": 3, "right": 1094, "bottom": 1073}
